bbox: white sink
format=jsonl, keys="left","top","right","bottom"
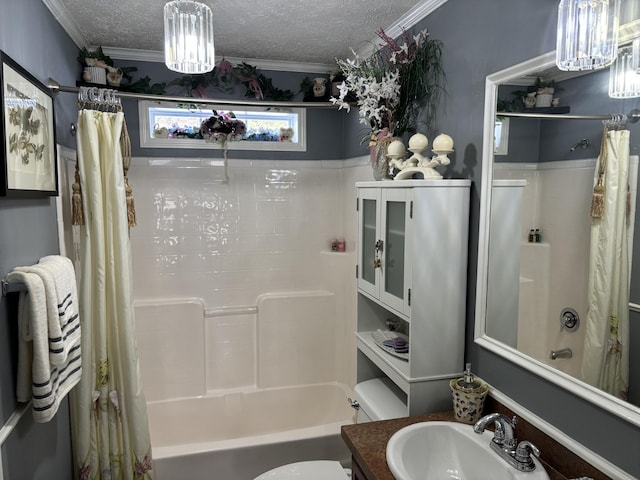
{"left": 386, "top": 421, "right": 550, "bottom": 480}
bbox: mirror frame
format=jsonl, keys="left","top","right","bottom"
{"left": 474, "top": 51, "right": 640, "bottom": 428}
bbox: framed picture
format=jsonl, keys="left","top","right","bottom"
{"left": 0, "top": 50, "right": 57, "bottom": 196}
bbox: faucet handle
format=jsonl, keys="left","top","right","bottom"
{"left": 492, "top": 421, "right": 505, "bottom": 445}
{"left": 498, "top": 416, "right": 518, "bottom": 448}
{"left": 515, "top": 440, "right": 540, "bottom": 464}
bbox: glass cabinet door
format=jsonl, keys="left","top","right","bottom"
{"left": 357, "top": 189, "right": 380, "bottom": 297}
{"left": 384, "top": 200, "right": 406, "bottom": 298}
{"left": 362, "top": 198, "right": 377, "bottom": 285}
{"left": 357, "top": 187, "right": 411, "bottom": 316}
{"left": 380, "top": 189, "right": 411, "bottom": 315}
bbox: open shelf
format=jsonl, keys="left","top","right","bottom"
{"left": 356, "top": 331, "right": 410, "bottom": 392}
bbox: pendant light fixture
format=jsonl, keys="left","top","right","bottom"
{"left": 556, "top": 0, "right": 621, "bottom": 71}
{"left": 164, "top": 0, "right": 215, "bottom": 74}
{"left": 632, "top": 36, "right": 640, "bottom": 74}
{"left": 609, "top": 45, "right": 640, "bottom": 98}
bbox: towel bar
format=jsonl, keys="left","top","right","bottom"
{"left": 1, "top": 280, "right": 26, "bottom": 296}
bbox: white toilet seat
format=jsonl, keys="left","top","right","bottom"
{"left": 253, "top": 460, "right": 349, "bottom": 480}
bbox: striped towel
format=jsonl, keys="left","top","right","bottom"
{"left": 37, "top": 256, "right": 81, "bottom": 365}
{"left": 7, "top": 256, "right": 82, "bottom": 423}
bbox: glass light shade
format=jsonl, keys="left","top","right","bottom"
{"left": 632, "top": 36, "right": 640, "bottom": 74}
{"left": 164, "top": 0, "right": 215, "bottom": 74}
{"left": 609, "top": 45, "right": 640, "bottom": 98}
{"left": 556, "top": 0, "right": 621, "bottom": 71}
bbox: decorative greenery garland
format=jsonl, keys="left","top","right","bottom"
{"left": 77, "top": 48, "right": 296, "bottom": 101}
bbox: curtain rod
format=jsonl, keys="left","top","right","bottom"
{"left": 47, "top": 78, "right": 336, "bottom": 109}
{"left": 497, "top": 109, "right": 640, "bottom": 122}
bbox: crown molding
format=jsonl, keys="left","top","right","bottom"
{"left": 100, "top": 47, "right": 165, "bottom": 63}
{"left": 357, "top": 0, "right": 449, "bottom": 58}
{"left": 41, "top": 0, "right": 89, "bottom": 49}
{"left": 101, "top": 47, "right": 336, "bottom": 73}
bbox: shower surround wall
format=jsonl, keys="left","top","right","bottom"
{"left": 128, "top": 157, "right": 368, "bottom": 398}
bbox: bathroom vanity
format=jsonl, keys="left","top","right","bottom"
{"left": 355, "top": 180, "right": 471, "bottom": 415}
{"left": 341, "top": 397, "right": 612, "bottom": 480}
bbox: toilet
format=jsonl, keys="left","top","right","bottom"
{"left": 253, "top": 460, "right": 350, "bottom": 480}
{"left": 253, "top": 378, "right": 406, "bottom": 480}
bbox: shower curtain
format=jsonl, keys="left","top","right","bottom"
{"left": 70, "top": 109, "right": 153, "bottom": 479}
{"left": 581, "top": 128, "right": 630, "bottom": 400}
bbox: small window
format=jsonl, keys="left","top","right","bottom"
{"left": 139, "top": 100, "right": 306, "bottom": 151}
{"left": 494, "top": 117, "right": 509, "bottom": 155}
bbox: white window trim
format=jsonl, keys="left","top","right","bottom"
{"left": 138, "top": 100, "right": 307, "bottom": 152}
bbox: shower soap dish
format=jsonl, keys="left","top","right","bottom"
{"left": 449, "top": 363, "right": 489, "bottom": 424}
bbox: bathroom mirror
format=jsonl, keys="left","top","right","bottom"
{"left": 475, "top": 43, "right": 640, "bottom": 427}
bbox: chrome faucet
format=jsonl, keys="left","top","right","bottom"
{"left": 550, "top": 347, "right": 573, "bottom": 360}
{"left": 474, "top": 413, "right": 540, "bottom": 472}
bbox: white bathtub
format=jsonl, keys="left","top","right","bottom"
{"left": 150, "top": 382, "right": 355, "bottom": 480}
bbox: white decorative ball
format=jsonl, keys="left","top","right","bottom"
{"left": 433, "top": 133, "right": 454, "bottom": 151}
{"left": 408, "top": 133, "right": 429, "bottom": 151}
{"left": 387, "top": 140, "right": 406, "bottom": 158}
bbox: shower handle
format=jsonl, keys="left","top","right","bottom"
{"left": 560, "top": 308, "right": 580, "bottom": 331}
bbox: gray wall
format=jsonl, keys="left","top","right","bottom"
{"left": 0, "top": 0, "right": 78, "bottom": 478}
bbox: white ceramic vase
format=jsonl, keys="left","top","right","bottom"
{"left": 535, "top": 93, "right": 553, "bottom": 108}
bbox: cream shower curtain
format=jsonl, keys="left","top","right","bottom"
{"left": 581, "top": 128, "right": 630, "bottom": 400}
{"left": 70, "top": 109, "right": 153, "bottom": 479}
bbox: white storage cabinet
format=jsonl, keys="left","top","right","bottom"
{"left": 355, "top": 180, "right": 471, "bottom": 416}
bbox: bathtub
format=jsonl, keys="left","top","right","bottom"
{"left": 150, "top": 382, "right": 355, "bottom": 480}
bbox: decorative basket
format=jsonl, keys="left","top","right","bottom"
{"left": 449, "top": 378, "right": 489, "bottom": 424}
{"left": 83, "top": 67, "right": 106, "bottom": 85}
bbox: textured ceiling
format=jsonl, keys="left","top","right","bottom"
{"left": 49, "top": 0, "right": 435, "bottom": 68}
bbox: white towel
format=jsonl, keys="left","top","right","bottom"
{"left": 7, "top": 271, "right": 46, "bottom": 403}
{"left": 7, "top": 257, "right": 82, "bottom": 423}
{"left": 16, "top": 256, "right": 81, "bottom": 366}
{"left": 38, "top": 255, "right": 81, "bottom": 365}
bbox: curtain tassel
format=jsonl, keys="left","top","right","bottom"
{"left": 591, "top": 126, "right": 609, "bottom": 219}
{"left": 125, "top": 180, "right": 137, "bottom": 227}
{"left": 71, "top": 159, "right": 84, "bottom": 226}
{"left": 120, "top": 118, "right": 137, "bottom": 227}
{"left": 591, "top": 179, "right": 605, "bottom": 218}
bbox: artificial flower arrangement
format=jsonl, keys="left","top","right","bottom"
{"left": 199, "top": 110, "right": 247, "bottom": 143}
{"left": 331, "top": 28, "right": 445, "bottom": 166}
{"left": 156, "top": 107, "right": 288, "bottom": 143}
